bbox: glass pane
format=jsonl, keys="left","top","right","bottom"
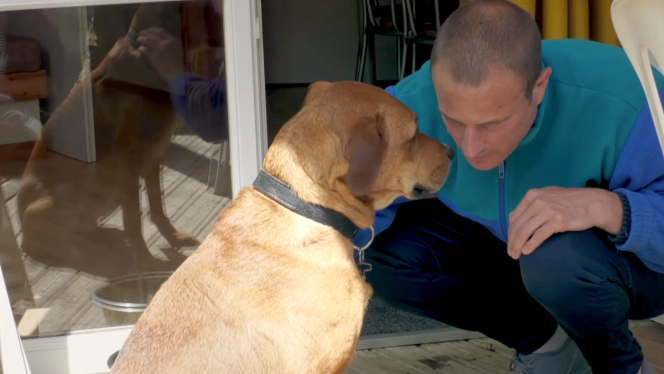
{"left": 261, "top": 0, "right": 449, "bottom": 339}
{"left": 0, "top": 0, "right": 230, "bottom": 339}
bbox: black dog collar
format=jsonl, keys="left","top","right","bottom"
{"left": 252, "top": 170, "right": 359, "bottom": 240}
{"left": 125, "top": 28, "right": 141, "bottom": 50}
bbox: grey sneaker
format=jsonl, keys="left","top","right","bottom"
{"left": 509, "top": 336, "right": 592, "bottom": 374}
{"left": 641, "top": 358, "right": 656, "bottom": 374}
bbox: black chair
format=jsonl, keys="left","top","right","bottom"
{"left": 356, "top": 0, "right": 410, "bottom": 84}
{"left": 402, "top": 0, "right": 458, "bottom": 77}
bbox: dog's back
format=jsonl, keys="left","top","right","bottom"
{"left": 17, "top": 37, "right": 181, "bottom": 252}
{"left": 110, "top": 188, "right": 370, "bottom": 374}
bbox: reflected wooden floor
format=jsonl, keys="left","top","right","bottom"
{"left": 1, "top": 134, "right": 230, "bottom": 336}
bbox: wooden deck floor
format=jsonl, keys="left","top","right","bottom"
{"left": 1, "top": 134, "right": 230, "bottom": 337}
{"left": 346, "top": 321, "right": 664, "bottom": 374}
{"left": 95, "top": 321, "right": 664, "bottom": 373}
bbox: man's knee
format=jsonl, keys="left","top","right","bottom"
{"left": 367, "top": 227, "right": 441, "bottom": 273}
{"left": 519, "top": 230, "right": 616, "bottom": 308}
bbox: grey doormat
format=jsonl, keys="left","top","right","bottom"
{"left": 360, "top": 299, "right": 447, "bottom": 336}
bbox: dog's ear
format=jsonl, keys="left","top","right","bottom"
{"left": 344, "top": 114, "right": 386, "bottom": 198}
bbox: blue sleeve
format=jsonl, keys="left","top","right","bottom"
{"left": 169, "top": 73, "right": 228, "bottom": 143}
{"left": 351, "top": 85, "right": 410, "bottom": 248}
{"left": 609, "top": 88, "right": 664, "bottom": 273}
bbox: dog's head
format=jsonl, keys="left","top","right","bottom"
{"left": 94, "top": 1, "right": 223, "bottom": 93}
{"left": 266, "top": 81, "right": 453, "bottom": 214}
{"left": 129, "top": 0, "right": 223, "bottom": 51}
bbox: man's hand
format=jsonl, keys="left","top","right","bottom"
{"left": 507, "top": 187, "right": 623, "bottom": 260}
{"left": 137, "top": 28, "right": 184, "bottom": 82}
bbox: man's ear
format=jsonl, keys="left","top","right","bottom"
{"left": 532, "top": 67, "right": 552, "bottom": 105}
{"left": 344, "top": 115, "right": 386, "bottom": 198}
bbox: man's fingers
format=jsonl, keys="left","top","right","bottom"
{"left": 508, "top": 202, "right": 548, "bottom": 257}
{"left": 137, "top": 33, "right": 160, "bottom": 49}
{"left": 509, "top": 212, "right": 550, "bottom": 258}
{"left": 138, "top": 45, "right": 153, "bottom": 58}
{"left": 521, "top": 221, "right": 558, "bottom": 255}
{"left": 508, "top": 189, "right": 543, "bottom": 250}
{"left": 141, "top": 27, "right": 175, "bottom": 45}
{"left": 140, "top": 27, "right": 164, "bottom": 36}
{"left": 147, "top": 27, "right": 168, "bottom": 37}
{"left": 509, "top": 189, "right": 540, "bottom": 223}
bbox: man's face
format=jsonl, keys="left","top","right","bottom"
{"left": 432, "top": 64, "right": 551, "bottom": 170}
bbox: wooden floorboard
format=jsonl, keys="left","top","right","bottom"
{"left": 632, "top": 321, "right": 664, "bottom": 372}
{"left": 347, "top": 322, "right": 664, "bottom": 373}
{"left": 2, "top": 134, "right": 231, "bottom": 336}
{"left": 95, "top": 322, "right": 664, "bottom": 374}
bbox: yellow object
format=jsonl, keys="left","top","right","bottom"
{"left": 590, "top": 0, "right": 619, "bottom": 46}
{"left": 459, "top": 0, "right": 535, "bottom": 17}
{"left": 542, "top": 0, "right": 568, "bottom": 39}
{"left": 569, "top": 0, "right": 590, "bottom": 39}
{"left": 507, "top": 0, "right": 536, "bottom": 19}
{"left": 454, "top": 0, "right": 618, "bottom": 48}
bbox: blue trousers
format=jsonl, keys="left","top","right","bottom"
{"left": 364, "top": 199, "right": 664, "bottom": 374}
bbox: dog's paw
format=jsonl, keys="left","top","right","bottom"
{"left": 167, "top": 231, "right": 200, "bottom": 248}
{"left": 127, "top": 240, "right": 164, "bottom": 272}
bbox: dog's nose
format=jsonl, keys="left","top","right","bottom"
{"left": 446, "top": 146, "right": 455, "bottom": 160}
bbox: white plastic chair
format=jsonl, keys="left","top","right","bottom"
{"left": 612, "top": 0, "right": 664, "bottom": 327}
{"left": 611, "top": 0, "right": 664, "bottom": 160}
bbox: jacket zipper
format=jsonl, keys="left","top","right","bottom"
{"left": 499, "top": 161, "right": 508, "bottom": 240}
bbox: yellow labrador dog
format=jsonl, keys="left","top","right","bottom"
{"left": 110, "top": 81, "right": 453, "bottom": 374}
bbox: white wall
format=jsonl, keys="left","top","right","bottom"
{"left": 261, "top": 0, "right": 399, "bottom": 84}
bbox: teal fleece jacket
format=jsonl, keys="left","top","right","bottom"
{"left": 352, "top": 39, "right": 664, "bottom": 273}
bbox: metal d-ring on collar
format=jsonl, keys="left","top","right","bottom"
{"left": 125, "top": 28, "right": 141, "bottom": 50}
{"left": 354, "top": 226, "right": 375, "bottom": 280}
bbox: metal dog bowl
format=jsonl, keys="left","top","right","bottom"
{"left": 91, "top": 271, "right": 173, "bottom": 325}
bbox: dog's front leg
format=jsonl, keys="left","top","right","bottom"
{"left": 144, "top": 162, "right": 200, "bottom": 248}
{"left": 121, "top": 172, "right": 158, "bottom": 270}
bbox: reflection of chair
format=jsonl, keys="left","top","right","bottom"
{"left": 612, "top": 0, "right": 664, "bottom": 160}
{"left": 612, "top": 0, "right": 664, "bottom": 326}
{"left": 403, "top": 0, "right": 435, "bottom": 77}
{"left": 205, "top": 61, "right": 232, "bottom": 199}
{"left": 207, "top": 138, "right": 231, "bottom": 198}
{"left": 356, "top": 0, "right": 409, "bottom": 83}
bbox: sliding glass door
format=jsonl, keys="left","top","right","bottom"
{"left": 0, "top": 0, "right": 265, "bottom": 372}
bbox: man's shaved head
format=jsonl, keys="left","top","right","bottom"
{"left": 431, "top": 0, "right": 541, "bottom": 99}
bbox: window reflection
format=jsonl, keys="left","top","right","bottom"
{"left": 0, "top": 0, "right": 230, "bottom": 338}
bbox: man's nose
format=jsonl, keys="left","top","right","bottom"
{"left": 462, "top": 129, "right": 484, "bottom": 157}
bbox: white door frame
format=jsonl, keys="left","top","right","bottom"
{"left": 0, "top": 274, "right": 32, "bottom": 374}
{"left": 0, "top": 195, "right": 32, "bottom": 374}
{"left": 223, "top": 0, "right": 267, "bottom": 198}
{"left": 0, "top": 0, "right": 266, "bottom": 372}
